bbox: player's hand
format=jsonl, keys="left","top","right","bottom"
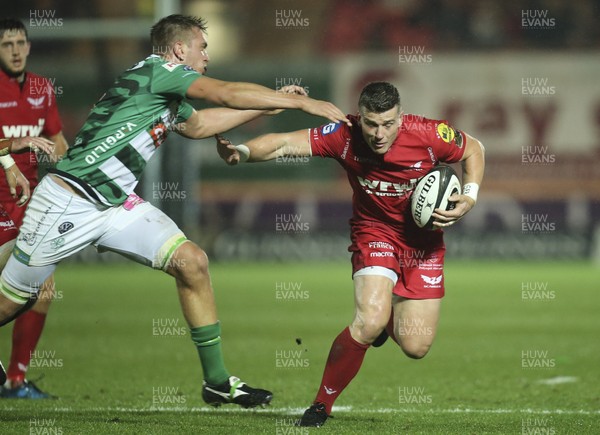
{"left": 215, "top": 134, "right": 241, "bottom": 165}
{"left": 431, "top": 194, "right": 475, "bottom": 228}
{"left": 301, "top": 99, "right": 351, "bottom": 127}
{"left": 263, "top": 86, "right": 309, "bottom": 116}
{"left": 4, "top": 164, "right": 31, "bottom": 206}
{"left": 9, "top": 136, "right": 55, "bottom": 155}
{"left": 279, "top": 85, "right": 308, "bottom": 96}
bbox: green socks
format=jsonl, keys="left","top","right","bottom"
{"left": 190, "top": 322, "right": 230, "bottom": 386}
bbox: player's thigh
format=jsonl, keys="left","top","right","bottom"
{"left": 96, "top": 201, "right": 187, "bottom": 271}
{"left": 392, "top": 295, "right": 441, "bottom": 359}
{"left": 352, "top": 272, "right": 395, "bottom": 334}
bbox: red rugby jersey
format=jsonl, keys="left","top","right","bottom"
{"left": 310, "top": 114, "right": 466, "bottom": 226}
{"left": 0, "top": 69, "right": 62, "bottom": 199}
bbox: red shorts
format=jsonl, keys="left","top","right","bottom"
{"left": 0, "top": 205, "right": 18, "bottom": 246}
{"left": 349, "top": 220, "right": 446, "bottom": 299}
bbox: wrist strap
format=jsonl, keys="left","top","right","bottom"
{"left": 462, "top": 183, "right": 479, "bottom": 202}
{"left": 0, "top": 155, "right": 16, "bottom": 169}
{"left": 0, "top": 138, "right": 11, "bottom": 156}
{"left": 234, "top": 144, "right": 250, "bottom": 162}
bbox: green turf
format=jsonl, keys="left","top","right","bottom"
{"left": 0, "top": 261, "right": 598, "bottom": 434}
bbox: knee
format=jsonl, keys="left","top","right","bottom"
{"left": 399, "top": 341, "right": 432, "bottom": 359}
{"left": 352, "top": 311, "right": 389, "bottom": 344}
{"left": 169, "top": 242, "right": 210, "bottom": 282}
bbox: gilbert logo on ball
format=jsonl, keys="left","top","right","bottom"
{"left": 411, "top": 165, "right": 461, "bottom": 230}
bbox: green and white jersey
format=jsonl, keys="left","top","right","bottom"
{"left": 54, "top": 54, "right": 201, "bottom": 205}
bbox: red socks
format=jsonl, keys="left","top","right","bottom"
{"left": 7, "top": 310, "right": 47, "bottom": 384}
{"left": 314, "top": 327, "right": 369, "bottom": 414}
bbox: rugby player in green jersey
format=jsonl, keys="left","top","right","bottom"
{"left": 0, "top": 14, "right": 350, "bottom": 408}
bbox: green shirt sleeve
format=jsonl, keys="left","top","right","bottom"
{"left": 177, "top": 101, "right": 195, "bottom": 123}
{"left": 151, "top": 61, "right": 202, "bottom": 98}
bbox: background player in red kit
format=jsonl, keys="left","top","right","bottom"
{"left": 217, "top": 82, "right": 485, "bottom": 427}
{"left": 0, "top": 18, "right": 68, "bottom": 398}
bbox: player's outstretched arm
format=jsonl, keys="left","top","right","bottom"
{"left": 176, "top": 108, "right": 273, "bottom": 139}
{"left": 177, "top": 85, "right": 307, "bottom": 139}
{"left": 432, "top": 133, "right": 485, "bottom": 227}
{"left": 186, "top": 76, "right": 351, "bottom": 126}
{"left": 0, "top": 136, "right": 55, "bottom": 155}
{"left": 216, "top": 129, "right": 311, "bottom": 165}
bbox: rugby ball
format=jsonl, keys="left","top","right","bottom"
{"left": 411, "top": 165, "right": 461, "bottom": 229}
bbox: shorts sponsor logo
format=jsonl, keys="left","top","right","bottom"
{"left": 50, "top": 237, "right": 65, "bottom": 251}
{"left": 21, "top": 232, "right": 37, "bottom": 246}
{"left": 420, "top": 274, "right": 442, "bottom": 287}
{"left": 58, "top": 222, "right": 74, "bottom": 234}
{"left": 370, "top": 251, "right": 394, "bottom": 258}
{"left": 368, "top": 241, "right": 394, "bottom": 250}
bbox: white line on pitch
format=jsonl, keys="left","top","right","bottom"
{"left": 0, "top": 407, "right": 598, "bottom": 415}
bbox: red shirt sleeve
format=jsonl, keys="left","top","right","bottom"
{"left": 428, "top": 120, "right": 466, "bottom": 163}
{"left": 309, "top": 121, "right": 349, "bottom": 159}
{"left": 42, "top": 79, "right": 62, "bottom": 137}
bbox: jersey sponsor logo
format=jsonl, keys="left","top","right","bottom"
{"left": 321, "top": 122, "right": 341, "bottom": 135}
{"left": 58, "top": 222, "right": 74, "bottom": 234}
{"left": 2, "top": 119, "right": 45, "bottom": 138}
{"left": 357, "top": 176, "right": 417, "bottom": 197}
{"left": 436, "top": 123, "right": 455, "bottom": 144}
{"left": 454, "top": 130, "right": 463, "bottom": 148}
{"left": 84, "top": 122, "right": 137, "bottom": 165}
{"left": 162, "top": 62, "right": 179, "bottom": 72}
{"left": 149, "top": 121, "right": 168, "bottom": 147}
{"left": 0, "top": 101, "right": 17, "bottom": 108}
{"left": 27, "top": 96, "right": 46, "bottom": 109}
{"left": 427, "top": 146, "right": 436, "bottom": 164}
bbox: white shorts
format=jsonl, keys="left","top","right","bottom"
{"left": 0, "top": 175, "right": 187, "bottom": 303}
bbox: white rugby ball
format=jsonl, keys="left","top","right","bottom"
{"left": 411, "top": 165, "right": 461, "bottom": 229}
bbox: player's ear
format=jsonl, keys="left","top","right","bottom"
{"left": 173, "top": 41, "right": 185, "bottom": 61}
{"left": 398, "top": 108, "right": 404, "bottom": 129}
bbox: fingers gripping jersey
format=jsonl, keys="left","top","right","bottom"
{"left": 54, "top": 55, "right": 202, "bottom": 205}
{"left": 309, "top": 114, "right": 466, "bottom": 226}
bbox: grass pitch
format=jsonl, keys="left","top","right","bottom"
{"left": 0, "top": 260, "right": 598, "bottom": 434}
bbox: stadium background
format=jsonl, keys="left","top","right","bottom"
{"left": 6, "top": 0, "right": 600, "bottom": 263}
{"left": 1, "top": 1, "right": 599, "bottom": 434}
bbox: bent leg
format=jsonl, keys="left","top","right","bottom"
{"left": 390, "top": 296, "right": 441, "bottom": 359}
{"left": 313, "top": 272, "right": 395, "bottom": 414}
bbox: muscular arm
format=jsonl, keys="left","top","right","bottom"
{"left": 175, "top": 107, "right": 278, "bottom": 139}
{"left": 216, "top": 129, "right": 311, "bottom": 165}
{"left": 432, "top": 133, "right": 485, "bottom": 227}
{"left": 187, "top": 76, "right": 350, "bottom": 126}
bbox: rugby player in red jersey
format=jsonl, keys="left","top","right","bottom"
{"left": 0, "top": 18, "right": 68, "bottom": 399}
{"left": 217, "top": 81, "right": 485, "bottom": 426}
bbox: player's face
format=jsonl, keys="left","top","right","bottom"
{"left": 0, "top": 29, "right": 30, "bottom": 79}
{"left": 181, "top": 28, "right": 210, "bottom": 74}
{"left": 358, "top": 106, "right": 402, "bottom": 155}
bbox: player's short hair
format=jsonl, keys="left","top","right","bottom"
{"left": 0, "top": 18, "right": 28, "bottom": 40}
{"left": 358, "top": 82, "right": 401, "bottom": 113}
{"left": 151, "top": 14, "right": 207, "bottom": 54}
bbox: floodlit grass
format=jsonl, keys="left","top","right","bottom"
{"left": 1, "top": 261, "right": 598, "bottom": 434}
